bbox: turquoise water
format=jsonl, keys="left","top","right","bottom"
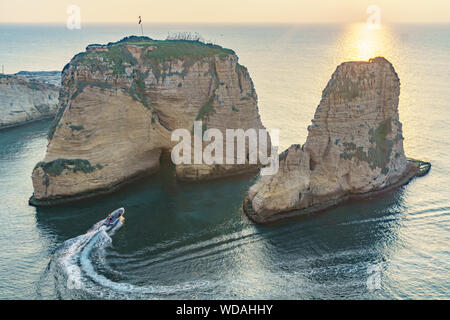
{"left": 0, "top": 24, "right": 449, "bottom": 299}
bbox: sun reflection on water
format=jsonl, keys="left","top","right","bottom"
{"left": 337, "top": 23, "right": 396, "bottom": 62}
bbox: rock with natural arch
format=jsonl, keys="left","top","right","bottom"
{"left": 30, "top": 36, "right": 268, "bottom": 206}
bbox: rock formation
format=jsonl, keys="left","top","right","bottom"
{"left": 0, "top": 73, "right": 60, "bottom": 129}
{"left": 30, "top": 36, "right": 267, "bottom": 205}
{"left": 13, "top": 71, "right": 61, "bottom": 87}
{"left": 244, "top": 57, "right": 431, "bottom": 223}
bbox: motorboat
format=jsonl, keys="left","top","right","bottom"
{"left": 103, "top": 207, "right": 125, "bottom": 230}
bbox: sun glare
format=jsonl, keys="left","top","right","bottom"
{"left": 339, "top": 23, "right": 392, "bottom": 62}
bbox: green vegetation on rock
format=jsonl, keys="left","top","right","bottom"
{"left": 69, "top": 124, "right": 84, "bottom": 131}
{"left": 48, "top": 102, "right": 67, "bottom": 140}
{"left": 72, "top": 81, "right": 114, "bottom": 100}
{"left": 75, "top": 44, "right": 137, "bottom": 75}
{"left": 235, "top": 63, "right": 247, "bottom": 93}
{"left": 52, "top": 36, "right": 240, "bottom": 139}
{"left": 35, "top": 158, "right": 103, "bottom": 177}
{"left": 114, "top": 36, "right": 235, "bottom": 60}
{"left": 128, "top": 71, "right": 152, "bottom": 109}
{"left": 340, "top": 118, "right": 394, "bottom": 171}
{"left": 196, "top": 95, "right": 216, "bottom": 120}
{"left": 71, "top": 36, "right": 234, "bottom": 76}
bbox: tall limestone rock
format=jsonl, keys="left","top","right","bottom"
{"left": 245, "top": 57, "right": 431, "bottom": 223}
{"left": 30, "top": 36, "right": 267, "bottom": 205}
{"left": 0, "top": 73, "right": 59, "bottom": 129}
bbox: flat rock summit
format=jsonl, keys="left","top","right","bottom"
{"left": 30, "top": 36, "right": 267, "bottom": 205}
{"left": 244, "top": 57, "right": 430, "bottom": 223}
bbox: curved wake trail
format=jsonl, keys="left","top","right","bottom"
{"left": 50, "top": 219, "right": 214, "bottom": 299}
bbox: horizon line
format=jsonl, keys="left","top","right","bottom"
{"left": 1, "top": 21, "right": 450, "bottom": 25}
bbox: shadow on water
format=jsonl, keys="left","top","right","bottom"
{"left": 246, "top": 188, "right": 408, "bottom": 299}
{"left": 35, "top": 152, "right": 409, "bottom": 298}
{"left": 35, "top": 156, "right": 259, "bottom": 247}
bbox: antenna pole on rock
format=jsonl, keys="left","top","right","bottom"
{"left": 138, "top": 16, "right": 144, "bottom": 36}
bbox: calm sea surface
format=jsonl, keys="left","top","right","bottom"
{"left": 0, "top": 24, "right": 448, "bottom": 299}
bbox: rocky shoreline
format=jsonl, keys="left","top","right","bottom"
{"left": 0, "top": 114, "right": 55, "bottom": 130}
{"left": 29, "top": 162, "right": 160, "bottom": 207}
{"left": 0, "top": 71, "right": 60, "bottom": 130}
{"left": 244, "top": 158, "right": 431, "bottom": 224}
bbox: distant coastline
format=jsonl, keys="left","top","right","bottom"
{"left": 0, "top": 71, "right": 60, "bottom": 130}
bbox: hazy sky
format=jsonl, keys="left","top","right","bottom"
{"left": 0, "top": 0, "right": 449, "bottom": 24}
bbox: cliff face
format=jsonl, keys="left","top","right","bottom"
{"left": 31, "top": 36, "right": 266, "bottom": 205}
{"left": 245, "top": 57, "right": 430, "bottom": 223}
{"left": 0, "top": 73, "right": 59, "bottom": 129}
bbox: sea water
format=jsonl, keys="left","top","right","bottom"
{"left": 0, "top": 23, "right": 448, "bottom": 299}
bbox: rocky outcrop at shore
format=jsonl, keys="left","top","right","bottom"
{"left": 13, "top": 71, "right": 61, "bottom": 87}
{"left": 244, "top": 57, "right": 431, "bottom": 223}
{"left": 0, "top": 72, "right": 60, "bottom": 129}
{"left": 30, "top": 36, "right": 267, "bottom": 205}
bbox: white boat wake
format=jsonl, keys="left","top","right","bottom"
{"left": 50, "top": 217, "right": 213, "bottom": 299}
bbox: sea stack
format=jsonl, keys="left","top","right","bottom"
{"left": 244, "top": 57, "right": 431, "bottom": 223}
{"left": 0, "top": 73, "right": 60, "bottom": 129}
{"left": 30, "top": 36, "right": 267, "bottom": 205}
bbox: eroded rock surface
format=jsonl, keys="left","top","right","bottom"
{"left": 0, "top": 73, "right": 60, "bottom": 129}
{"left": 245, "top": 57, "right": 430, "bottom": 223}
{"left": 13, "top": 71, "right": 61, "bottom": 86}
{"left": 31, "top": 36, "right": 267, "bottom": 205}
